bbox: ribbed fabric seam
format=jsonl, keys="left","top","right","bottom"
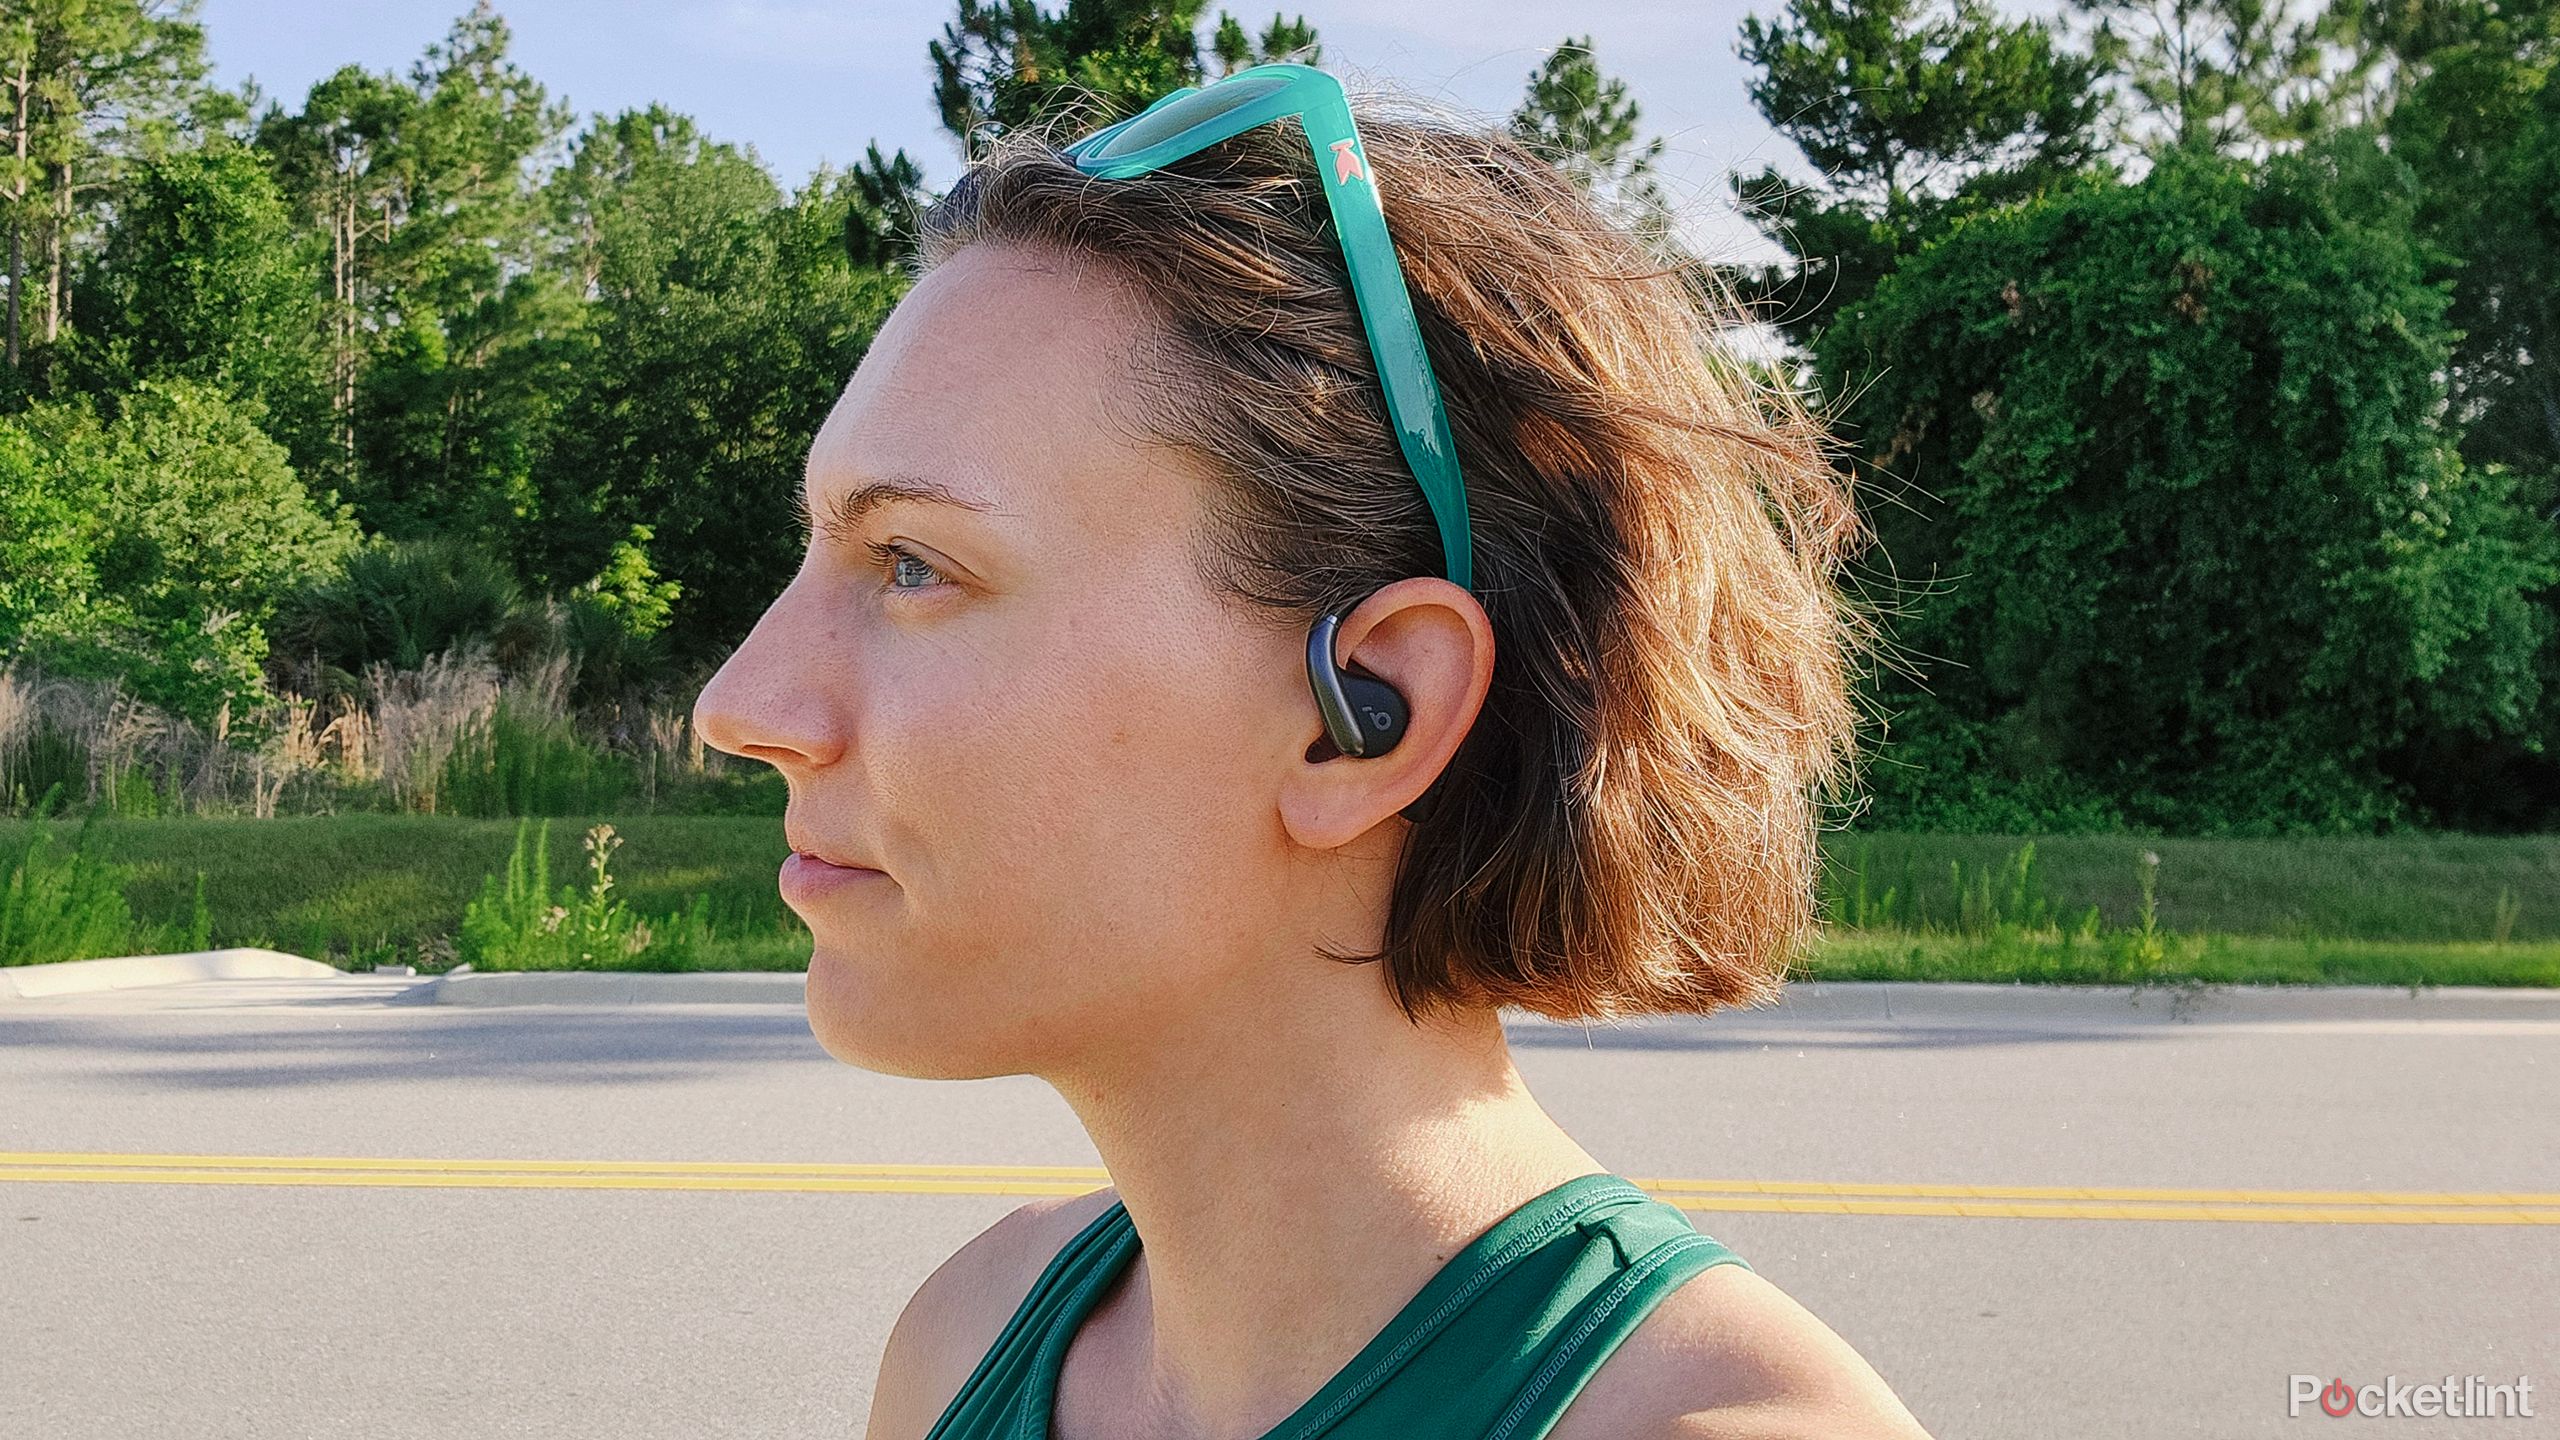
{"left": 1014, "top": 1204, "right": 1137, "bottom": 1439}
{"left": 1480, "top": 1232, "right": 1727, "bottom": 1440}
{"left": 1270, "top": 1180, "right": 1651, "bottom": 1440}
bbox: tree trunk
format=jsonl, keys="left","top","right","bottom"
{"left": 5, "top": 56, "right": 26, "bottom": 369}
{"left": 336, "top": 181, "right": 357, "bottom": 476}
{"left": 6, "top": 219, "right": 19, "bottom": 369}
{"left": 42, "top": 156, "right": 68, "bottom": 346}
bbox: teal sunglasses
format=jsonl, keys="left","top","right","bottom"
{"left": 1060, "top": 63, "right": 1473, "bottom": 592}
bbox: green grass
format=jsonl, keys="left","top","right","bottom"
{"left": 1818, "top": 832, "right": 2559, "bottom": 942}
{"left": 0, "top": 816, "right": 2553, "bottom": 983}
{"left": 1803, "top": 929, "right": 2560, "bottom": 987}
{"left": 0, "top": 814, "right": 801, "bottom": 971}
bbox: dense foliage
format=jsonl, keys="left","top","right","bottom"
{"left": 1819, "top": 136, "right": 2557, "bottom": 833}
{"left": 0, "top": 0, "right": 2554, "bottom": 833}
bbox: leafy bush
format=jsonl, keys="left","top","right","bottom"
{"left": 0, "top": 380, "right": 363, "bottom": 729}
{"left": 571, "top": 523, "right": 682, "bottom": 640}
{"left": 270, "top": 533, "right": 547, "bottom": 684}
{"left": 551, "top": 591, "right": 672, "bottom": 713}
{"left": 65, "top": 142, "right": 334, "bottom": 476}
{"left": 1818, "top": 135, "right": 2560, "bottom": 834}
{"left": 271, "top": 527, "right": 679, "bottom": 720}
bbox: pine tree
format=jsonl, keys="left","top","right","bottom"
{"left": 1725, "top": 0, "right": 2109, "bottom": 351}
{"left": 1507, "top": 37, "right": 1678, "bottom": 259}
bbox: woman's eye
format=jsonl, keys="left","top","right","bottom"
{"left": 865, "top": 540, "right": 945, "bottom": 593}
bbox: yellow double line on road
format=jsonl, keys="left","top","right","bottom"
{"left": 3, "top": 1152, "right": 2553, "bottom": 1224}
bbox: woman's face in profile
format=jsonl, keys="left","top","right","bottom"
{"left": 693, "top": 243, "right": 1316, "bottom": 1081}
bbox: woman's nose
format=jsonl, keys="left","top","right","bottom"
{"left": 693, "top": 605, "right": 847, "bottom": 770}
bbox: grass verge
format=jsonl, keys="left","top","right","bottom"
{"left": 1803, "top": 929, "right": 2560, "bottom": 987}
{"left": 2, "top": 816, "right": 2553, "bottom": 984}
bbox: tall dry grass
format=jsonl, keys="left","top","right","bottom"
{"left": 0, "top": 640, "right": 747, "bottom": 819}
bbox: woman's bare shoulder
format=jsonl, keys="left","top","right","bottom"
{"left": 860, "top": 1186, "right": 1123, "bottom": 1440}
{"left": 1547, "top": 1262, "right": 1936, "bottom": 1440}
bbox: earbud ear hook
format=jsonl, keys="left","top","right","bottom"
{"left": 1305, "top": 605, "right": 1409, "bottom": 760}
{"left": 1305, "top": 600, "right": 1437, "bottom": 826}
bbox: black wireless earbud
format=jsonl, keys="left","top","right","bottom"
{"left": 1306, "top": 606, "right": 1408, "bottom": 759}
{"left": 1306, "top": 604, "right": 1434, "bottom": 824}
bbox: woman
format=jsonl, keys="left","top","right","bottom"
{"left": 694, "top": 62, "right": 1929, "bottom": 1440}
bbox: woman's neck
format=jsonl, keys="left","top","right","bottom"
{"left": 1041, "top": 955, "right": 1608, "bottom": 1439}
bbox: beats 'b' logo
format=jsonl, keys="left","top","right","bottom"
{"left": 2320, "top": 1378, "right": 2356, "bottom": 1417}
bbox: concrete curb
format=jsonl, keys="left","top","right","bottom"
{"left": 6, "top": 957, "right": 2551, "bottom": 1019}
{"left": 414, "top": 972, "right": 2555, "bottom": 1019}
{"left": 0, "top": 948, "right": 344, "bottom": 1001}
{"left": 425, "top": 971, "right": 809, "bottom": 1006}
{"left": 1659, "top": 980, "right": 2560, "bottom": 1026}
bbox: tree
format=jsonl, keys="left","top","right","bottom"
{"left": 930, "top": 0, "right": 1320, "bottom": 154}
{"left": 0, "top": 0, "right": 216, "bottom": 375}
{"left": 379, "top": 2, "right": 569, "bottom": 325}
{"left": 253, "top": 63, "right": 414, "bottom": 483}
{"left": 2373, "top": 2, "right": 2560, "bottom": 823}
{"left": 252, "top": 5, "right": 579, "bottom": 546}
{"left": 1727, "top": 0, "right": 2109, "bottom": 352}
{"left": 1210, "top": 9, "right": 1316, "bottom": 73}
{"left": 2376, "top": 3, "right": 2556, "bottom": 490}
{"left": 2318, "top": 0, "right": 2533, "bottom": 125}
{"left": 1815, "top": 136, "right": 2558, "bottom": 832}
{"left": 1508, "top": 37, "right": 1678, "bottom": 258}
{"left": 546, "top": 104, "right": 781, "bottom": 300}
{"left": 355, "top": 2, "right": 577, "bottom": 545}
{"left": 2067, "top": 0, "right": 2360, "bottom": 157}
{"left": 528, "top": 108, "right": 901, "bottom": 664}
{"left": 841, "top": 139, "right": 930, "bottom": 269}
{"left": 66, "top": 141, "right": 331, "bottom": 469}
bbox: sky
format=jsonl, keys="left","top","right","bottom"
{"left": 200, "top": 0, "right": 1840, "bottom": 267}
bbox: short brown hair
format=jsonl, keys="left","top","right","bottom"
{"left": 913, "top": 80, "right": 1874, "bottom": 1026}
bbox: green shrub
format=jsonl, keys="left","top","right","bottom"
{"left": 0, "top": 381, "right": 363, "bottom": 729}
{"left": 269, "top": 533, "right": 545, "bottom": 679}
{"left": 1817, "top": 136, "right": 2559, "bottom": 834}
{"left": 553, "top": 591, "right": 671, "bottom": 712}
{"left": 0, "top": 813, "right": 138, "bottom": 966}
{"left": 439, "top": 693, "right": 634, "bottom": 817}
{"left": 457, "top": 818, "right": 706, "bottom": 970}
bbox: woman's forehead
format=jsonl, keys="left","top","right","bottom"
{"left": 806, "top": 246, "right": 1191, "bottom": 540}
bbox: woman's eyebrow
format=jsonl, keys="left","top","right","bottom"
{"left": 793, "top": 475, "right": 996, "bottom": 543}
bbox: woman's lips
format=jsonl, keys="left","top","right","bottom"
{"left": 779, "top": 850, "right": 887, "bottom": 904}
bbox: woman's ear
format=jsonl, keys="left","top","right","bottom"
{"left": 1277, "top": 577, "right": 1494, "bottom": 851}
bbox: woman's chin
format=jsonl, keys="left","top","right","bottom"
{"left": 804, "top": 940, "right": 1007, "bottom": 1080}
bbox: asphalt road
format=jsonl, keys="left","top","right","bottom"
{"left": 2, "top": 975, "right": 2553, "bottom": 1440}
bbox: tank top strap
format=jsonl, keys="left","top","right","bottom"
{"left": 922, "top": 1198, "right": 1137, "bottom": 1440}
{"left": 1478, "top": 1221, "right": 1751, "bottom": 1440}
{"left": 923, "top": 1174, "right": 1751, "bottom": 1440}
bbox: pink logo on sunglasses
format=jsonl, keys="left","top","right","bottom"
{"left": 1330, "top": 139, "right": 1366, "bottom": 185}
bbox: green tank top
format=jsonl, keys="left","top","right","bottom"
{"left": 921, "top": 1171, "right": 1751, "bottom": 1440}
